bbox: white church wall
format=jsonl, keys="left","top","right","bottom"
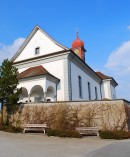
{"left": 101, "top": 83, "right": 105, "bottom": 99}
{"left": 42, "top": 59, "right": 65, "bottom": 101}
{"left": 101, "top": 81, "right": 112, "bottom": 99}
{"left": 15, "top": 29, "right": 64, "bottom": 62}
{"left": 63, "top": 58, "right": 71, "bottom": 101}
{"left": 15, "top": 53, "right": 116, "bottom": 101}
{"left": 15, "top": 53, "right": 68, "bottom": 101}
{"left": 46, "top": 80, "right": 56, "bottom": 93}
{"left": 110, "top": 84, "right": 116, "bottom": 99}
{"left": 70, "top": 62, "right": 101, "bottom": 101}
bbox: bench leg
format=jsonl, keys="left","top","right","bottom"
{"left": 97, "top": 132, "right": 99, "bottom": 137}
{"left": 23, "top": 129, "right": 26, "bottom": 133}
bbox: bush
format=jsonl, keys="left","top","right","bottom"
{"left": 0, "top": 124, "right": 23, "bottom": 133}
{"left": 47, "top": 129, "right": 82, "bottom": 138}
{"left": 99, "top": 130, "right": 130, "bottom": 140}
{"left": 11, "top": 126, "right": 23, "bottom": 133}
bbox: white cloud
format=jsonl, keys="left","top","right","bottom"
{"left": 0, "top": 38, "right": 25, "bottom": 65}
{"left": 105, "top": 40, "right": 130, "bottom": 100}
{"left": 105, "top": 41, "right": 130, "bottom": 74}
{"left": 127, "top": 25, "right": 130, "bottom": 30}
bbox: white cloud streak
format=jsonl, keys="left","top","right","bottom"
{"left": 127, "top": 25, "right": 130, "bottom": 30}
{"left": 105, "top": 40, "right": 130, "bottom": 100}
{"left": 0, "top": 38, "right": 25, "bottom": 65}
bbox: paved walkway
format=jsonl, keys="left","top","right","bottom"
{"left": 0, "top": 131, "right": 128, "bottom": 157}
{"left": 85, "top": 139, "right": 130, "bottom": 157}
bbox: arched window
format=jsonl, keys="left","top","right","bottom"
{"left": 78, "top": 76, "right": 82, "bottom": 98}
{"left": 95, "top": 87, "right": 98, "bottom": 100}
{"left": 88, "top": 82, "right": 91, "bottom": 100}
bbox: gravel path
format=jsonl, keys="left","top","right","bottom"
{"left": 0, "top": 131, "right": 114, "bottom": 157}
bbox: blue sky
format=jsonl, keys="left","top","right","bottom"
{"left": 0, "top": 0, "right": 130, "bottom": 100}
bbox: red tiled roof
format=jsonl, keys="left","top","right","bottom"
{"left": 18, "top": 65, "right": 49, "bottom": 79}
{"left": 96, "top": 72, "right": 111, "bottom": 80}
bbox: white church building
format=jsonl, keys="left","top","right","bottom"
{"left": 11, "top": 26, "right": 118, "bottom": 103}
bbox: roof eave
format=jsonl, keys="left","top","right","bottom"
{"left": 18, "top": 73, "right": 60, "bottom": 83}
{"left": 13, "top": 49, "right": 70, "bottom": 65}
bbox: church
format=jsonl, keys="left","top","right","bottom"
{"left": 11, "top": 26, "right": 118, "bottom": 103}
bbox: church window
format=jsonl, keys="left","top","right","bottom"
{"left": 88, "top": 82, "right": 91, "bottom": 100}
{"left": 95, "top": 87, "right": 98, "bottom": 100}
{"left": 78, "top": 76, "right": 82, "bottom": 98}
{"left": 35, "top": 47, "right": 40, "bottom": 55}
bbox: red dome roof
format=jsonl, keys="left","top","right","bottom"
{"left": 72, "top": 34, "right": 84, "bottom": 48}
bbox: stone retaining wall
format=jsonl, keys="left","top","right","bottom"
{"left": 5, "top": 99, "right": 130, "bottom": 131}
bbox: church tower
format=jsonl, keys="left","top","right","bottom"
{"left": 72, "top": 32, "right": 86, "bottom": 62}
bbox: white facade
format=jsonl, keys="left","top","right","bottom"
{"left": 70, "top": 62, "right": 101, "bottom": 100}
{"left": 11, "top": 26, "right": 118, "bottom": 103}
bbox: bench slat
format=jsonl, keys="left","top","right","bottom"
{"left": 23, "top": 123, "right": 47, "bottom": 133}
{"left": 75, "top": 127, "right": 99, "bottom": 136}
{"left": 25, "top": 124, "right": 47, "bottom": 127}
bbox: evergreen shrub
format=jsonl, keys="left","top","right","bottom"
{"left": 0, "top": 124, "right": 23, "bottom": 133}
{"left": 99, "top": 130, "right": 130, "bottom": 140}
{"left": 47, "top": 129, "right": 82, "bottom": 138}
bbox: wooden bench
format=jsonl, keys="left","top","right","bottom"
{"left": 23, "top": 124, "right": 47, "bottom": 133}
{"left": 75, "top": 127, "right": 99, "bottom": 136}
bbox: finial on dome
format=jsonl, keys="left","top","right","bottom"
{"left": 72, "top": 28, "right": 84, "bottom": 48}
{"left": 76, "top": 27, "right": 79, "bottom": 38}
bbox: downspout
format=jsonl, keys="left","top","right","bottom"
{"left": 56, "top": 80, "right": 60, "bottom": 101}
{"left": 69, "top": 60, "right": 72, "bottom": 101}
{"left": 68, "top": 54, "right": 75, "bottom": 101}
{"left": 100, "top": 82, "right": 102, "bottom": 100}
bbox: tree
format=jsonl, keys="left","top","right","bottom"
{"left": 0, "top": 59, "right": 21, "bottom": 125}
